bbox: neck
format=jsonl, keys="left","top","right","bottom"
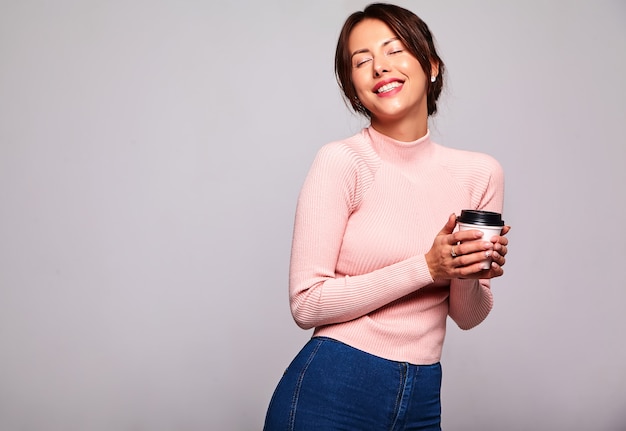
{"left": 370, "top": 114, "right": 429, "bottom": 142}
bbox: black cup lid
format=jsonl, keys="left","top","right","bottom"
{"left": 457, "top": 209, "right": 504, "bottom": 226}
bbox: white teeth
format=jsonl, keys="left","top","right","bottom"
{"left": 376, "top": 82, "right": 401, "bottom": 93}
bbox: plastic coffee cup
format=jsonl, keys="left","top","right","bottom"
{"left": 457, "top": 210, "right": 504, "bottom": 270}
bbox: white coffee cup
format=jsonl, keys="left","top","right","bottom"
{"left": 457, "top": 210, "right": 504, "bottom": 270}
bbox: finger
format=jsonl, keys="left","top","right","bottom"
{"left": 452, "top": 247, "right": 494, "bottom": 269}
{"left": 489, "top": 260, "right": 504, "bottom": 276}
{"left": 476, "top": 261, "right": 504, "bottom": 279}
{"left": 490, "top": 235, "right": 507, "bottom": 252}
{"left": 491, "top": 250, "right": 506, "bottom": 265}
{"left": 491, "top": 249, "right": 506, "bottom": 262}
{"left": 455, "top": 240, "right": 493, "bottom": 257}
{"left": 453, "top": 229, "right": 486, "bottom": 244}
{"left": 450, "top": 245, "right": 470, "bottom": 265}
{"left": 456, "top": 260, "right": 498, "bottom": 278}
{"left": 488, "top": 234, "right": 508, "bottom": 248}
{"left": 501, "top": 225, "right": 511, "bottom": 236}
{"left": 440, "top": 213, "right": 457, "bottom": 237}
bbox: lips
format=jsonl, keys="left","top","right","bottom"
{"left": 373, "top": 79, "right": 404, "bottom": 94}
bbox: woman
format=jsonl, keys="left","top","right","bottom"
{"left": 264, "top": 3, "right": 510, "bottom": 430}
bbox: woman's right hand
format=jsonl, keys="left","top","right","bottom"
{"left": 425, "top": 213, "right": 502, "bottom": 280}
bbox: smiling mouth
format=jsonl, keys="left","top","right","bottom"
{"left": 375, "top": 81, "right": 402, "bottom": 94}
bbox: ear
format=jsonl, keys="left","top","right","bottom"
{"left": 430, "top": 60, "right": 439, "bottom": 80}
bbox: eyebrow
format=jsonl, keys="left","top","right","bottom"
{"left": 350, "top": 37, "right": 400, "bottom": 58}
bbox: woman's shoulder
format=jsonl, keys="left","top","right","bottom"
{"left": 435, "top": 143, "right": 503, "bottom": 174}
{"left": 314, "top": 129, "right": 379, "bottom": 169}
{"left": 319, "top": 129, "right": 375, "bottom": 154}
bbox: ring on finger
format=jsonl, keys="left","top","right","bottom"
{"left": 451, "top": 246, "right": 458, "bottom": 258}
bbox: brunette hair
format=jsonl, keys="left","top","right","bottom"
{"left": 335, "top": 2, "right": 445, "bottom": 117}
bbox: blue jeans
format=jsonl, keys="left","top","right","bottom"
{"left": 263, "top": 337, "right": 442, "bottom": 431}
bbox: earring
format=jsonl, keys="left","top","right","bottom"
{"left": 430, "top": 76, "right": 437, "bottom": 83}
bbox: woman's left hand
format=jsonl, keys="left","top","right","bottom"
{"left": 477, "top": 225, "right": 510, "bottom": 278}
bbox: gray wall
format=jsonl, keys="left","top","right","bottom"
{"left": 1, "top": 1, "right": 625, "bottom": 430}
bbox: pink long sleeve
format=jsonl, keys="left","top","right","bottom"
{"left": 447, "top": 157, "right": 505, "bottom": 330}
{"left": 288, "top": 127, "right": 504, "bottom": 364}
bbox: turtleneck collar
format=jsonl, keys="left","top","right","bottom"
{"left": 365, "top": 126, "right": 435, "bottom": 165}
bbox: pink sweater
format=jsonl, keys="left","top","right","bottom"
{"left": 289, "top": 127, "right": 505, "bottom": 364}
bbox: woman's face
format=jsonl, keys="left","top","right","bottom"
{"left": 348, "top": 18, "right": 431, "bottom": 129}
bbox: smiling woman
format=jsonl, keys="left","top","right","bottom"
{"left": 347, "top": 18, "right": 435, "bottom": 140}
{"left": 262, "top": 3, "right": 510, "bottom": 430}
{"left": 335, "top": 3, "right": 445, "bottom": 127}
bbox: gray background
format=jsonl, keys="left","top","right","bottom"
{"left": 1, "top": 0, "right": 625, "bottom": 430}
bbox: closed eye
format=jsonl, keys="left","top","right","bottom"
{"left": 355, "top": 57, "right": 372, "bottom": 68}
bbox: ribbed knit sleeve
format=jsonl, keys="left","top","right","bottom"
{"left": 447, "top": 152, "right": 505, "bottom": 330}
{"left": 289, "top": 140, "right": 435, "bottom": 330}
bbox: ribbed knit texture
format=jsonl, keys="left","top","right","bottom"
{"left": 289, "top": 127, "right": 505, "bottom": 364}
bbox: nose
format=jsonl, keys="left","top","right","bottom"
{"left": 373, "top": 57, "right": 391, "bottom": 77}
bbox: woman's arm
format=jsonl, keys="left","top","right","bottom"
{"left": 289, "top": 144, "right": 435, "bottom": 329}
{"left": 448, "top": 156, "right": 507, "bottom": 329}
